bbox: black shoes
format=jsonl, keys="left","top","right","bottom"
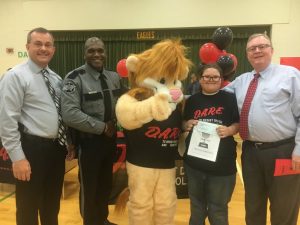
{"left": 103, "top": 219, "right": 117, "bottom": 225}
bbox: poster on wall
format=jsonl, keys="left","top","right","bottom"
{"left": 280, "top": 57, "right": 300, "bottom": 70}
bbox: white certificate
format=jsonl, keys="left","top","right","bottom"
{"left": 187, "top": 121, "right": 220, "bottom": 162}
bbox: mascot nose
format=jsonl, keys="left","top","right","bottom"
{"left": 169, "top": 89, "right": 182, "bottom": 101}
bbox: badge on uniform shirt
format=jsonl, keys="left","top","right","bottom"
{"left": 63, "top": 81, "right": 76, "bottom": 93}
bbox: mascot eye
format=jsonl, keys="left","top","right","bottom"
{"left": 159, "top": 78, "right": 166, "bottom": 84}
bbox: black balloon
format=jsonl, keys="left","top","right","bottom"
{"left": 212, "top": 27, "right": 233, "bottom": 50}
{"left": 217, "top": 55, "right": 234, "bottom": 77}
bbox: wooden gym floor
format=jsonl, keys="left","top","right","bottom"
{"left": 1, "top": 141, "right": 299, "bottom": 225}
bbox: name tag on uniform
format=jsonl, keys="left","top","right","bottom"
{"left": 84, "top": 92, "right": 103, "bottom": 101}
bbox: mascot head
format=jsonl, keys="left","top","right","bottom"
{"left": 125, "top": 39, "right": 192, "bottom": 103}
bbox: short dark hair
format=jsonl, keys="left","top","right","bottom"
{"left": 84, "top": 37, "right": 105, "bottom": 51}
{"left": 27, "top": 27, "right": 54, "bottom": 44}
{"left": 198, "top": 63, "right": 223, "bottom": 77}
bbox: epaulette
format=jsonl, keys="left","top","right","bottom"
{"left": 68, "top": 69, "right": 86, "bottom": 79}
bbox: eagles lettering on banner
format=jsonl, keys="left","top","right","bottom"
{"left": 136, "top": 31, "right": 155, "bottom": 40}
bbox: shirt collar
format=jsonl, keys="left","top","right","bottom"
{"left": 85, "top": 63, "right": 107, "bottom": 80}
{"left": 252, "top": 64, "right": 274, "bottom": 79}
{"left": 28, "top": 59, "right": 50, "bottom": 74}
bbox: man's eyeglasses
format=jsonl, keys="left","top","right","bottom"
{"left": 201, "top": 76, "right": 221, "bottom": 82}
{"left": 31, "top": 42, "right": 54, "bottom": 49}
{"left": 246, "top": 44, "right": 271, "bottom": 53}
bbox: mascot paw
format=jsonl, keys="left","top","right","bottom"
{"left": 169, "top": 102, "right": 177, "bottom": 111}
{"left": 151, "top": 93, "right": 172, "bottom": 121}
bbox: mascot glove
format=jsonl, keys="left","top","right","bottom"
{"left": 151, "top": 93, "right": 173, "bottom": 121}
{"left": 116, "top": 93, "right": 172, "bottom": 130}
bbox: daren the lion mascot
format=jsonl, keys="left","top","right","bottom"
{"left": 115, "top": 39, "right": 192, "bottom": 225}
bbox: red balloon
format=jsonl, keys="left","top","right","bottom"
{"left": 220, "top": 50, "right": 227, "bottom": 56}
{"left": 228, "top": 53, "right": 238, "bottom": 71}
{"left": 199, "top": 43, "right": 222, "bottom": 64}
{"left": 116, "top": 59, "right": 128, "bottom": 77}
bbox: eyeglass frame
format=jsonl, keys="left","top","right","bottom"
{"left": 30, "top": 41, "right": 54, "bottom": 49}
{"left": 200, "top": 75, "right": 222, "bottom": 82}
{"left": 246, "top": 44, "right": 271, "bottom": 53}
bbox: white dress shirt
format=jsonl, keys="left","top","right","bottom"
{"left": 224, "top": 64, "right": 300, "bottom": 155}
{"left": 0, "top": 59, "right": 62, "bottom": 161}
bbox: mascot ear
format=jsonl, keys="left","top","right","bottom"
{"left": 126, "top": 55, "right": 139, "bottom": 73}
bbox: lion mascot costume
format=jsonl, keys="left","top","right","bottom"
{"left": 115, "top": 39, "right": 192, "bottom": 225}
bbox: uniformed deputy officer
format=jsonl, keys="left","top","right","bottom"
{"left": 61, "top": 37, "right": 122, "bottom": 225}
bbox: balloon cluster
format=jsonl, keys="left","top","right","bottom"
{"left": 116, "top": 58, "right": 128, "bottom": 78}
{"left": 199, "top": 27, "right": 237, "bottom": 80}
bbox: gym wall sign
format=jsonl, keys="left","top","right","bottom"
{"left": 136, "top": 31, "right": 155, "bottom": 40}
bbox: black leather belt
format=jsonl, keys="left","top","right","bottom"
{"left": 244, "top": 137, "right": 295, "bottom": 150}
{"left": 22, "top": 132, "right": 58, "bottom": 144}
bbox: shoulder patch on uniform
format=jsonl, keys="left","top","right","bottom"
{"left": 68, "top": 70, "right": 79, "bottom": 79}
{"left": 68, "top": 69, "right": 86, "bottom": 79}
{"left": 63, "top": 81, "right": 76, "bottom": 93}
{"left": 78, "top": 69, "right": 86, "bottom": 75}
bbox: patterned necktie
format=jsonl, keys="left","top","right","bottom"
{"left": 99, "top": 73, "right": 112, "bottom": 122}
{"left": 41, "top": 69, "right": 67, "bottom": 146}
{"left": 239, "top": 73, "right": 260, "bottom": 140}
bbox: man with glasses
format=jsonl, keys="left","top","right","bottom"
{"left": 0, "top": 27, "right": 67, "bottom": 225}
{"left": 225, "top": 33, "right": 300, "bottom": 225}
